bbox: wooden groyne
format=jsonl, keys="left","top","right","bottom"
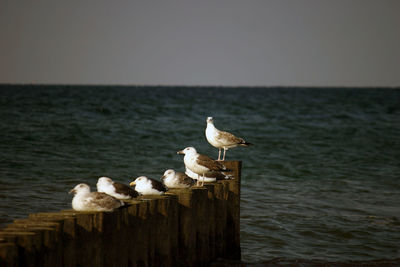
{"left": 0, "top": 161, "right": 241, "bottom": 267}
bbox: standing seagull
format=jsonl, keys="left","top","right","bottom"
{"left": 97, "top": 177, "right": 138, "bottom": 200}
{"left": 69, "top": 183, "right": 123, "bottom": 212}
{"left": 130, "top": 176, "right": 167, "bottom": 195}
{"left": 161, "top": 169, "right": 195, "bottom": 189}
{"left": 177, "top": 147, "right": 228, "bottom": 185}
{"left": 205, "top": 117, "right": 251, "bottom": 161}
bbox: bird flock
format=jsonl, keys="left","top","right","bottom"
{"left": 69, "top": 117, "right": 251, "bottom": 212}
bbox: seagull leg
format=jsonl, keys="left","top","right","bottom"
{"left": 222, "top": 148, "right": 227, "bottom": 161}
{"left": 217, "top": 148, "right": 222, "bottom": 161}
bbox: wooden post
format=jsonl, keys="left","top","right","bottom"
{"left": 221, "top": 160, "right": 242, "bottom": 260}
{"left": 0, "top": 242, "right": 18, "bottom": 267}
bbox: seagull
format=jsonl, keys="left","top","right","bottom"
{"left": 161, "top": 169, "right": 195, "bottom": 189}
{"left": 96, "top": 177, "right": 138, "bottom": 200}
{"left": 205, "top": 116, "right": 251, "bottom": 161}
{"left": 177, "top": 146, "right": 228, "bottom": 186}
{"left": 130, "top": 176, "right": 167, "bottom": 195}
{"left": 69, "top": 183, "right": 123, "bottom": 212}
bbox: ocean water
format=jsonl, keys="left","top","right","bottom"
{"left": 0, "top": 85, "right": 399, "bottom": 263}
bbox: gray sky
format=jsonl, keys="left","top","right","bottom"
{"left": 1, "top": 0, "right": 399, "bottom": 87}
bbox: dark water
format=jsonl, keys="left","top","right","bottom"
{"left": 0, "top": 85, "right": 399, "bottom": 263}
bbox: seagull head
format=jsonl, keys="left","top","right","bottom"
{"left": 161, "top": 169, "right": 175, "bottom": 180}
{"left": 97, "top": 177, "right": 113, "bottom": 187}
{"left": 177, "top": 147, "right": 197, "bottom": 156}
{"left": 206, "top": 117, "right": 214, "bottom": 124}
{"left": 69, "top": 183, "right": 91, "bottom": 195}
{"left": 130, "top": 176, "right": 149, "bottom": 187}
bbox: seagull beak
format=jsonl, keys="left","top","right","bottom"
{"left": 177, "top": 150, "right": 184, "bottom": 154}
{"left": 68, "top": 189, "right": 76, "bottom": 194}
{"left": 129, "top": 181, "right": 136, "bottom": 186}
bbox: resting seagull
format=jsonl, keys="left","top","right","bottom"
{"left": 130, "top": 176, "right": 167, "bottom": 195}
{"left": 97, "top": 177, "right": 138, "bottom": 200}
{"left": 161, "top": 169, "right": 195, "bottom": 189}
{"left": 205, "top": 116, "right": 251, "bottom": 161}
{"left": 69, "top": 183, "right": 123, "bottom": 212}
{"left": 177, "top": 146, "right": 228, "bottom": 186}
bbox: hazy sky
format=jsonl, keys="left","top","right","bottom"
{"left": 1, "top": 0, "right": 399, "bottom": 87}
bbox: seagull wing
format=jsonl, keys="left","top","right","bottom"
{"left": 90, "top": 192, "right": 121, "bottom": 210}
{"left": 215, "top": 130, "right": 245, "bottom": 145}
{"left": 197, "top": 154, "right": 226, "bottom": 171}
{"left": 176, "top": 172, "right": 195, "bottom": 186}
{"left": 113, "top": 182, "right": 138, "bottom": 198}
{"left": 150, "top": 179, "right": 167, "bottom": 192}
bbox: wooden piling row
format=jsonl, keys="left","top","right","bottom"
{"left": 0, "top": 161, "right": 241, "bottom": 267}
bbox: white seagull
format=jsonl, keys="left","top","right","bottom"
{"left": 97, "top": 177, "right": 138, "bottom": 200}
{"left": 161, "top": 169, "right": 195, "bottom": 189}
{"left": 130, "top": 176, "right": 167, "bottom": 195}
{"left": 69, "top": 183, "right": 123, "bottom": 212}
{"left": 177, "top": 146, "right": 228, "bottom": 185}
{"left": 205, "top": 116, "right": 251, "bottom": 161}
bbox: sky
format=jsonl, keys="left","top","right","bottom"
{"left": 0, "top": 0, "right": 399, "bottom": 87}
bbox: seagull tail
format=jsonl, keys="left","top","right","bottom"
{"left": 239, "top": 141, "right": 252, "bottom": 146}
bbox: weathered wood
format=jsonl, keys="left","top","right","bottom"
{"left": 0, "top": 243, "right": 18, "bottom": 267}
{"left": 222, "top": 160, "right": 242, "bottom": 260}
{"left": 0, "top": 161, "right": 242, "bottom": 267}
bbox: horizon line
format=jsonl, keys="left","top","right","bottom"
{"left": 0, "top": 83, "right": 399, "bottom": 89}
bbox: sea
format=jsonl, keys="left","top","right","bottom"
{"left": 0, "top": 85, "right": 399, "bottom": 265}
